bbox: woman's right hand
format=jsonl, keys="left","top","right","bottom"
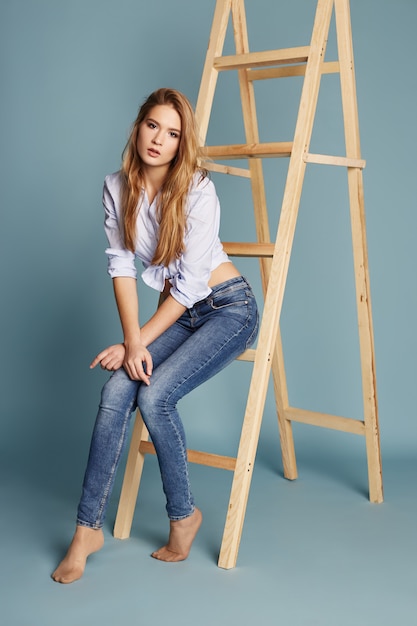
{"left": 123, "top": 340, "right": 153, "bottom": 385}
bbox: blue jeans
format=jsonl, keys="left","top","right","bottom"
{"left": 77, "top": 276, "right": 259, "bottom": 527}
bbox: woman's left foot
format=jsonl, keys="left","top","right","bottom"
{"left": 52, "top": 526, "right": 104, "bottom": 584}
{"left": 151, "top": 508, "right": 202, "bottom": 562}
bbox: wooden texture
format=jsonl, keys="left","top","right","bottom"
{"left": 113, "top": 412, "right": 149, "bottom": 539}
{"left": 200, "top": 142, "right": 293, "bottom": 159}
{"left": 304, "top": 152, "right": 366, "bottom": 168}
{"left": 113, "top": 0, "right": 382, "bottom": 569}
{"left": 335, "top": 0, "right": 382, "bottom": 502}
{"left": 213, "top": 46, "right": 310, "bottom": 70}
{"left": 139, "top": 441, "right": 237, "bottom": 471}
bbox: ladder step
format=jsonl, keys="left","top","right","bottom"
{"left": 200, "top": 160, "right": 251, "bottom": 178}
{"left": 214, "top": 46, "right": 310, "bottom": 71}
{"left": 223, "top": 241, "right": 274, "bottom": 257}
{"left": 139, "top": 440, "right": 236, "bottom": 471}
{"left": 236, "top": 348, "right": 256, "bottom": 362}
{"left": 285, "top": 407, "right": 365, "bottom": 435}
{"left": 248, "top": 60, "right": 340, "bottom": 81}
{"left": 304, "top": 152, "right": 366, "bottom": 169}
{"left": 200, "top": 142, "right": 292, "bottom": 160}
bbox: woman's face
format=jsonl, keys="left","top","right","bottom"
{"left": 137, "top": 104, "right": 181, "bottom": 172}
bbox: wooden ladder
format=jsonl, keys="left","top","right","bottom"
{"left": 114, "top": 0, "right": 383, "bottom": 570}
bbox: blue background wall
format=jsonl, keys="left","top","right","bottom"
{"left": 1, "top": 0, "right": 415, "bottom": 473}
{"left": 1, "top": 1, "right": 416, "bottom": 624}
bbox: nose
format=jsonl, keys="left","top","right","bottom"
{"left": 152, "top": 133, "right": 163, "bottom": 146}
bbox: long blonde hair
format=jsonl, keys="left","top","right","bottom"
{"left": 120, "top": 88, "right": 204, "bottom": 266}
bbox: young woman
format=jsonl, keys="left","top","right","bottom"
{"left": 52, "top": 88, "right": 259, "bottom": 583}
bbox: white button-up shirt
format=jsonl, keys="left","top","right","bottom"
{"left": 103, "top": 171, "right": 230, "bottom": 309}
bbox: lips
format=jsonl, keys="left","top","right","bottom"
{"left": 147, "top": 148, "right": 160, "bottom": 157}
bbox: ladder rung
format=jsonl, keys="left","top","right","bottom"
{"left": 304, "top": 152, "right": 366, "bottom": 169}
{"left": 139, "top": 440, "right": 236, "bottom": 471}
{"left": 285, "top": 407, "right": 366, "bottom": 435}
{"left": 200, "top": 160, "right": 251, "bottom": 178}
{"left": 214, "top": 46, "right": 310, "bottom": 71}
{"left": 236, "top": 348, "right": 256, "bottom": 362}
{"left": 248, "top": 60, "right": 340, "bottom": 81}
{"left": 200, "top": 142, "right": 292, "bottom": 160}
{"left": 223, "top": 241, "right": 275, "bottom": 257}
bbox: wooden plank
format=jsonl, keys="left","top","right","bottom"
{"left": 335, "top": 0, "right": 382, "bottom": 503}
{"left": 195, "top": 0, "right": 232, "bottom": 144}
{"left": 200, "top": 141, "right": 293, "bottom": 160}
{"left": 214, "top": 46, "right": 310, "bottom": 70}
{"left": 223, "top": 241, "right": 275, "bottom": 257}
{"left": 139, "top": 440, "right": 236, "bottom": 471}
{"left": 271, "top": 328, "right": 298, "bottom": 480}
{"left": 114, "top": 411, "right": 149, "bottom": 539}
{"left": 248, "top": 60, "right": 340, "bottom": 81}
{"left": 199, "top": 160, "right": 251, "bottom": 178}
{"left": 304, "top": 152, "right": 366, "bottom": 168}
{"left": 217, "top": 0, "right": 334, "bottom": 571}
{"left": 236, "top": 348, "right": 256, "bottom": 361}
{"left": 285, "top": 407, "right": 365, "bottom": 435}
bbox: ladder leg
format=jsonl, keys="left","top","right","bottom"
{"left": 272, "top": 329, "right": 298, "bottom": 480}
{"left": 335, "top": 0, "right": 383, "bottom": 502}
{"left": 231, "top": 0, "right": 298, "bottom": 479}
{"left": 349, "top": 169, "right": 383, "bottom": 502}
{"left": 218, "top": 0, "right": 334, "bottom": 569}
{"left": 218, "top": 346, "right": 273, "bottom": 569}
{"left": 113, "top": 410, "right": 149, "bottom": 539}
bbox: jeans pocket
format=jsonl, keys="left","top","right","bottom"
{"left": 208, "top": 296, "right": 249, "bottom": 310}
{"left": 207, "top": 283, "right": 251, "bottom": 310}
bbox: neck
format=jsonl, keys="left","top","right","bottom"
{"left": 142, "top": 165, "right": 170, "bottom": 204}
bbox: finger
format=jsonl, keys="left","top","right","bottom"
{"left": 143, "top": 353, "right": 153, "bottom": 377}
{"left": 124, "top": 361, "right": 150, "bottom": 385}
{"left": 90, "top": 355, "right": 101, "bottom": 369}
{"left": 138, "top": 369, "right": 151, "bottom": 385}
{"left": 90, "top": 349, "right": 108, "bottom": 369}
{"left": 136, "top": 355, "right": 152, "bottom": 382}
{"left": 107, "top": 357, "right": 123, "bottom": 371}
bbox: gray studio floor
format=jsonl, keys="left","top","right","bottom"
{"left": 1, "top": 426, "right": 416, "bottom": 626}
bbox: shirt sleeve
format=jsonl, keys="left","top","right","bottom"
{"left": 103, "top": 173, "right": 137, "bottom": 279}
{"left": 169, "top": 176, "right": 223, "bottom": 308}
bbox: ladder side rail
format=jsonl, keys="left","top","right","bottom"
{"left": 195, "top": 0, "right": 232, "bottom": 145}
{"left": 231, "top": 0, "right": 272, "bottom": 264}
{"left": 113, "top": 411, "right": 150, "bottom": 539}
{"left": 334, "top": 0, "right": 382, "bottom": 502}
{"left": 218, "top": 0, "right": 334, "bottom": 570}
{"left": 231, "top": 0, "right": 297, "bottom": 480}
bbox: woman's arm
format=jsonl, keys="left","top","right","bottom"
{"left": 91, "top": 277, "right": 186, "bottom": 383}
{"left": 90, "top": 277, "right": 150, "bottom": 382}
{"left": 112, "top": 276, "right": 152, "bottom": 383}
{"left": 140, "top": 294, "right": 186, "bottom": 347}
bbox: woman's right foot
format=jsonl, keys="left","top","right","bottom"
{"left": 151, "top": 508, "right": 203, "bottom": 562}
{"left": 52, "top": 526, "right": 104, "bottom": 584}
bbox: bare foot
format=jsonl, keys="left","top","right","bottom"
{"left": 151, "top": 508, "right": 202, "bottom": 562}
{"left": 52, "top": 526, "right": 104, "bottom": 584}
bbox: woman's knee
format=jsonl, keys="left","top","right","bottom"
{"left": 100, "top": 369, "right": 139, "bottom": 412}
{"left": 137, "top": 383, "right": 156, "bottom": 417}
{"left": 137, "top": 380, "right": 172, "bottom": 422}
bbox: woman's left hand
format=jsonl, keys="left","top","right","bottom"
{"left": 90, "top": 343, "right": 126, "bottom": 371}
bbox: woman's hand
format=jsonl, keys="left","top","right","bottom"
{"left": 90, "top": 341, "right": 153, "bottom": 385}
{"left": 90, "top": 343, "right": 126, "bottom": 372}
{"left": 122, "top": 340, "right": 153, "bottom": 385}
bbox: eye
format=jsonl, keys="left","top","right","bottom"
{"left": 169, "top": 131, "right": 179, "bottom": 139}
{"left": 148, "top": 122, "right": 157, "bottom": 129}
